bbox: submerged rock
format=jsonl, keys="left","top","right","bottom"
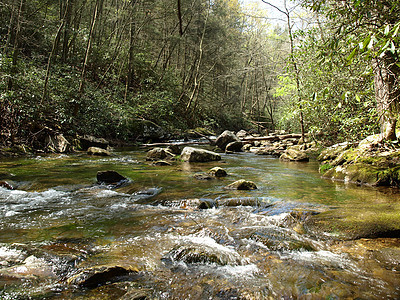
{"left": 208, "top": 167, "right": 227, "bottom": 177}
{"left": 224, "top": 179, "right": 257, "bottom": 190}
{"left": 88, "top": 147, "right": 111, "bottom": 156}
{"left": 193, "top": 173, "right": 213, "bottom": 180}
{"left": 181, "top": 147, "right": 221, "bottom": 162}
{"left": 67, "top": 265, "right": 138, "bottom": 288}
{"left": 180, "top": 198, "right": 217, "bottom": 209}
{"left": 215, "top": 130, "right": 240, "bottom": 151}
{"left": 97, "top": 170, "right": 128, "bottom": 185}
{"left": 162, "top": 242, "right": 242, "bottom": 266}
{"left": 152, "top": 160, "right": 172, "bottom": 166}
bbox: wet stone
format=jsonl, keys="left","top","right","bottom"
{"left": 152, "top": 160, "right": 172, "bottom": 166}
{"left": 97, "top": 170, "right": 128, "bottom": 185}
{"left": 67, "top": 265, "right": 139, "bottom": 288}
{"left": 0, "top": 181, "right": 14, "bottom": 190}
{"left": 224, "top": 179, "right": 257, "bottom": 190}
{"left": 208, "top": 167, "right": 227, "bottom": 177}
{"left": 146, "top": 148, "right": 175, "bottom": 161}
{"left": 194, "top": 173, "right": 213, "bottom": 180}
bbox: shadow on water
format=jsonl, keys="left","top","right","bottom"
{"left": 0, "top": 149, "right": 400, "bottom": 299}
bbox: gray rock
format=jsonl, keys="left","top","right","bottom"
{"left": 215, "top": 130, "right": 240, "bottom": 151}
{"left": 87, "top": 147, "right": 111, "bottom": 156}
{"left": 181, "top": 147, "right": 221, "bottom": 162}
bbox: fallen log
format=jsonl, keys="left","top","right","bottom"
{"left": 141, "top": 141, "right": 211, "bottom": 148}
{"left": 241, "top": 134, "right": 304, "bottom": 142}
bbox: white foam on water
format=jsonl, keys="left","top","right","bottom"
{"left": 280, "top": 250, "right": 359, "bottom": 272}
{"left": 181, "top": 235, "right": 237, "bottom": 255}
{"left": 218, "top": 263, "right": 259, "bottom": 278}
{"left": 0, "top": 246, "right": 24, "bottom": 261}
{"left": 4, "top": 210, "right": 19, "bottom": 217}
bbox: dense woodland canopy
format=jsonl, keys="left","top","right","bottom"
{"left": 0, "top": 0, "right": 399, "bottom": 149}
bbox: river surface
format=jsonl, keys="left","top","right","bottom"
{"left": 0, "top": 147, "right": 400, "bottom": 299}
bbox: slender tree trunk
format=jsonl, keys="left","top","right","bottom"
{"left": 3, "top": 0, "right": 16, "bottom": 56}
{"left": 74, "top": 0, "right": 99, "bottom": 116}
{"left": 7, "top": 0, "right": 24, "bottom": 91}
{"left": 125, "top": 0, "right": 137, "bottom": 102}
{"left": 262, "top": 0, "right": 305, "bottom": 139}
{"left": 42, "top": 0, "right": 70, "bottom": 103}
{"left": 62, "top": 0, "right": 73, "bottom": 62}
{"left": 373, "top": 53, "right": 400, "bottom": 141}
{"left": 185, "top": 5, "right": 209, "bottom": 112}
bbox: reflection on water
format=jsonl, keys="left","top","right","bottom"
{"left": 0, "top": 149, "right": 399, "bottom": 299}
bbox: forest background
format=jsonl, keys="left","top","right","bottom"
{"left": 0, "top": 0, "right": 399, "bottom": 150}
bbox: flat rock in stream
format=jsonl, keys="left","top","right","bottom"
{"left": 181, "top": 147, "right": 221, "bottom": 162}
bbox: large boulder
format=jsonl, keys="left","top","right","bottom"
{"left": 224, "top": 179, "right": 257, "bottom": 190}
{"left": 87, "top": 147, "right": 111, "bottom": 156}
{"left": 181, "top": 147, "right": 221, "bottom": 162}
{"left": 80, "top": 135, "right": 109, "bottom": 150}
{"left": 146, "top": 148, "right": 174, "bottom": 161}
{"left": 215, "top": 130, "right": 240, "bottom": 151}
{"left": 280, "top": 148, "right": 309, "bottom": 162}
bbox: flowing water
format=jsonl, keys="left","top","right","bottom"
{"left": 0, "top": 148, "right": 400, "bottom": 299}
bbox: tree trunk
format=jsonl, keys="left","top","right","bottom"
{"left": 7, "top": 0, "right": 24, "bottom": 91}
{"left": 42, "top": 0, "right": 70, "bottom": 103}
{"left": 373, "top": 53, "right": 399, "bottom": 141}
{"left": 75, "top": 0, "right": 99, "bottom": 116}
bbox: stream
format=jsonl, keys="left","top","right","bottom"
{"left": 0, "top": 147, "right": 400, "bottom": 299}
